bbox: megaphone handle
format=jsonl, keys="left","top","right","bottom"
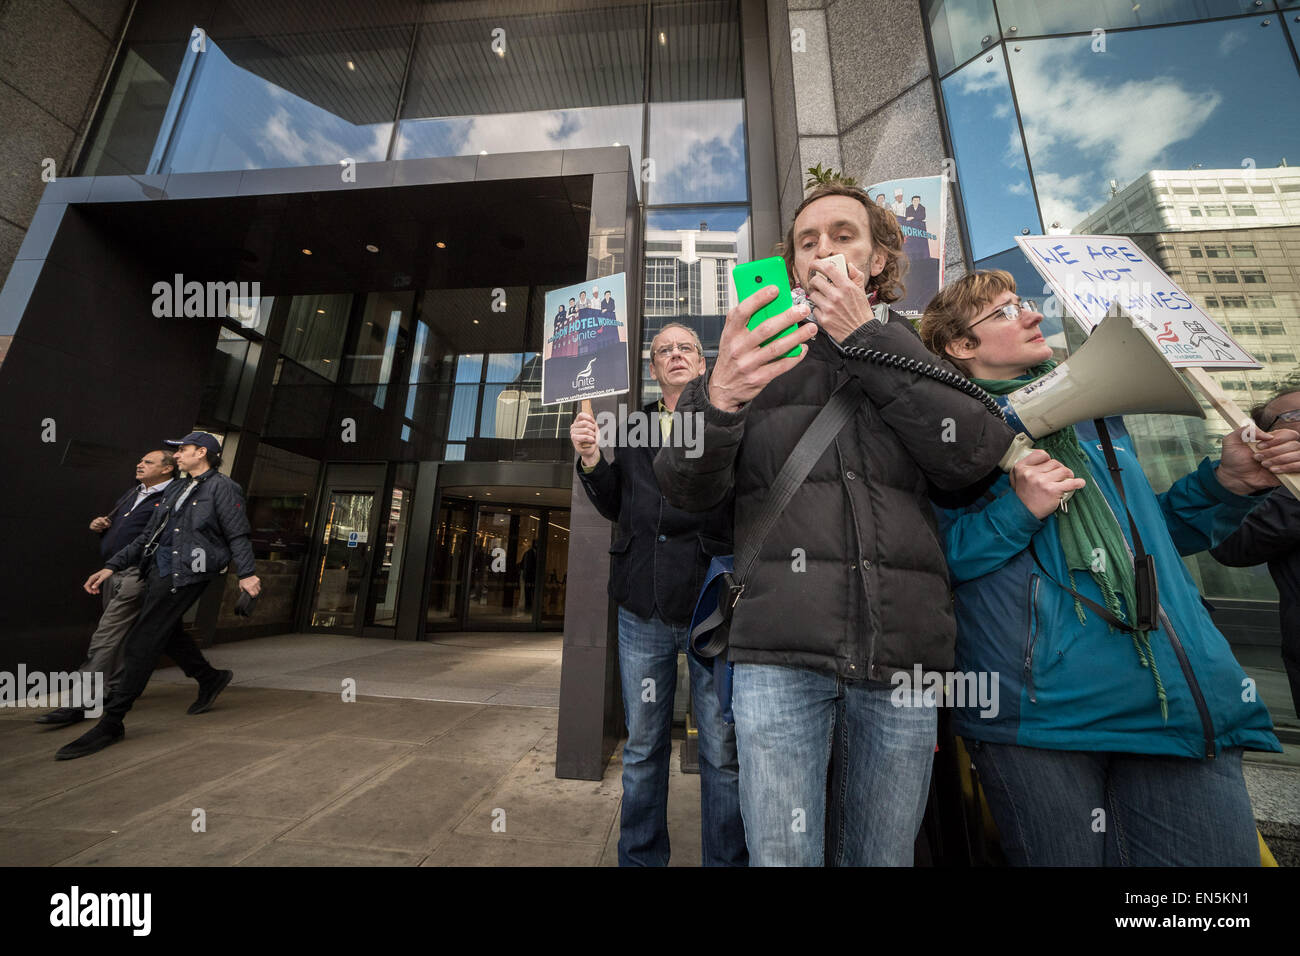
{"left": 1000, "top": 432, "right": 1074, "bottom": 513}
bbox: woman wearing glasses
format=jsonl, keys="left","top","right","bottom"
{"left": 1212, "top": 388, "right": 1300, "bottom": 719}
{"left": 918, "top": 269, "right": 1296, "bottom": 866}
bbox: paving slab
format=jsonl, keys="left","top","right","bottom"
{"left": 422, "top": 832, "right": 603, "bottom": 866}
{"left": 455, "top": 746, "right": 620, "bottom": 846}
{"left": 237, "top": 841, "right": 426, "bottom": 866}
{"left": 419, "top": 705, "right": 557, "bottom": 763}
{"left": 282, "top": 753, "right": 515, "bottom": 853}
{"left": 3, "top": 739, "right": 283, "bottom": 831}
{"left": 0, "top": 827, "right": 114, "bottom": 866}
{"left": 56, "top": 810, "right": 294, "bottom": 866}
{"left": 229, "top": 695, "right": 479, "bottom": 744}
{"left": 191, "top": 736, "right": 415, "bottom": 820}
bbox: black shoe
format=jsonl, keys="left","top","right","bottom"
{"left": 35, "top": 707, "right": 86, "bottom": 727}
{"left": 188, "top": 669, "right": 233, "bottom": 715}
{"left": 55, "top": 723, "right": 124, "bottom": 760}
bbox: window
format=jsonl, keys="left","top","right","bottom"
{"left": 1171, "top": 186, "right": 1195, "bottom": 195}
{"left": 1252, "top": 185, "right": 1276, "bottom": 194}
{"left": 1222, "top": 381, "right": 1247, "bottom": 391}
{"left": 1204, "top": 296, "right": 1219, "bottom": 308}
{"left": 1260, "top": 322, "right": 1286, "bottom": 335}
{"left": 1233, "top": 205, "right": 1257, "bottom": 216}
{"left": 1250, "top": 294, "right": 1277, "bottom": 309}
{"left": 715, "top": 268, "right": 730, "bottom": 313}
{"left": 1241, "top": 269, "right": 1266, "bottom": 284}
{"left": 1269, "top": 352, "right": 1296, "bottom": 364}
{"left": 1188, "top": 207, "right": 1203, "bottom": 217}
{"left": 1204, "top": 244, "right": 1229, "bottom": 258}
{"left": 1225, "top": 186, "right": 1248, "bottom": 195}
{"left": 1221, "top": 295, "right": 1247, "bottom": 308}
{"left": 1189, "top": 247, "right": 1204, "bottom": 258}
{"left": 1196, "top": 185, "right": 1223, "bottom": 194}
{"left": 1204, "top": 204, "right": 1229, "bottom": 216}
{"left": 1231, "top": 244, "right": 1257, "bottom": 258}
{"left": 644, "top": 258, "right": 676, "bottom": 316}
{"left": 1195, "top": 272, "right": 1211, "bottom": 283}
{"left": 1228, "top": 322, "right": 1254, "bottom": 335}
{"left": 1212, "top": 270, "right": 1238, "bottom": 284}
{"left": 1166, "top": 268, "right": 1181, "bottom": 276}
{"left": 1280, "top": 183, "right": 1300, "bottom": 193}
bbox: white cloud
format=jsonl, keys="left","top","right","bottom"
{"left": 1008, "top": 42, "right": 1221, "bottom": 229}
{"left": 1006, "top": 181, "right": 1029, "bottom": 196}
{"left": 951, "top": 52, "right": 1005, "bottom": 95}
{"left": 1218, "top": 31, "right": 1247, "bottom": 57}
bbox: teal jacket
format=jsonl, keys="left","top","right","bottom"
{"left": 937, "top": 418, "right": 1281, "bottom": 758}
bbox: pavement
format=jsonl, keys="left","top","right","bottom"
{"left": 0, "top": 632, "right": 1294, "bottom": 866}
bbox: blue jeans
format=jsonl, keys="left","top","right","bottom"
{"left": 616, "top": 607, "right": 747, "bottom": 866}
{"left": 969, "top": 739, "right": 1260, "bottom": 865}
{"left": 732, "top": 662, "right": 938, "bottom": 866}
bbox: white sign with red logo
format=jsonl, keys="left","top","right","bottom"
{"left": 1015, "top": 234, "right": 1258, "bottom": 370}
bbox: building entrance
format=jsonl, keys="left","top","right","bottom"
{"left": 428, "top": 493, "right": 569, "bottom": 632}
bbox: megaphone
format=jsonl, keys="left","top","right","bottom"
{"left": 996, "top": 310, "right": 1205, "bottom": 496}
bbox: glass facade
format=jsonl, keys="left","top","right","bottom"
{"left": 75, "top": 1, "right": 754, "bottom": 638}
{"left": 925, "top": 1, "right": 1300, "bottom": 615}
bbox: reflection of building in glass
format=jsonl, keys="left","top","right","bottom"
{"left": 640, "top": 222, "right": 739, "bottom": 403}
{"left": 1071, "top": 169, "right": 1300, "bottom": 599}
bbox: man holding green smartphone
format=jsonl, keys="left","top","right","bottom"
{"left": 656, "top": 183, "right": 1016, "bottom": 866}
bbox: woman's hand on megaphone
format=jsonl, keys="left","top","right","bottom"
{"left": 1218, "top": 426, "right": 1300, "bottom": 493}
{"left": 1008, "top": 449, "right": 1088, "bottom": 520}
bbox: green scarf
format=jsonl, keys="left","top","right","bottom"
{"left": 974, "top": 361, "right": 1168, "bottom": 721}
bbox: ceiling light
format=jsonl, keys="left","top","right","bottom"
{"left": 659, "top": 31, "right": 666, "bottom": 44}
{"left": 302, "top": 248, "right": 312, "bottom": 255}
{"left": 316, "top": 308, "right": 325, "bottom": 314}
{"left": 346, "top": 60, "right": 355, "bottom": 71}
{"left": 365, "top": 243, "right": 379, "bottom": 253}
{"left": 436, "top": 241, "right": 446, "bottom": 249}
{"left": 480, "top": 150, "right": 488, "bottom": 155}
{"left": 472, "top": 319, "right": 479, "bottom": 324}
{"left": 612, "top": 141, "right": 620, "bottom": 147}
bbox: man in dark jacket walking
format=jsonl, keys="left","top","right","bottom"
{"left": 571, "top": 321, "right": 745, "bottom": 866}
{"left": 1212, "top": 387, "right": 1300, "bottom": 717}
{"left": 655, "top": 183, "right": 1015, "bottom": 865}
{"left": 37, "top": 449, "right": 177, "bottom": 727}
{"left": 57, "top": 432, "right": 261, "bottom": 760}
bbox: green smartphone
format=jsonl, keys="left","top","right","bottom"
{"left": 732, "top": 255, "right": 801, "bottom": 359}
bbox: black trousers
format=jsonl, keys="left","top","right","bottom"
{"left": 100, "top": 566, "right": 217, "bottom": 728}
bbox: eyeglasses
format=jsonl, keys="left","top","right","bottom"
{"left": 654, "top": 342, "right": 699, "bottom": 358}
{"left": 967, "top": 299, "right": 1036, "bottom": 331}
{"left": 1265, "top": 408, "right": 1300, "bottom": 430}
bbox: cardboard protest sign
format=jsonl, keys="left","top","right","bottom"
{"left": 541, "top": 274, "right": 630, "bottom": 405}
{"left": 866, "top": 175, "right": 946, "bottom": 317}
{"left": 1015, "top": 234, "right": 1258, "bottom": 370}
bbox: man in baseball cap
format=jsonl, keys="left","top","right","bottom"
{"left": 58, "top": 431, "right": 261, "bottom": 760}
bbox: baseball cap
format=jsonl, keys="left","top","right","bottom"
{"left": 164, "top": 431, "right": 222, "bottom": 456}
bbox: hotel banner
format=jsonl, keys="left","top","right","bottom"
{"left": 541, "top": 274, "right": 630, "bottom": 405}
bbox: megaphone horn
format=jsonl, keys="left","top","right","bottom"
{"left": 995, "top": 309, "right": 1205, "bottom": 495}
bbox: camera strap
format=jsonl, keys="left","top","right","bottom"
{"left": 1026, "top": 419, "right": 1159, "bottom": 633}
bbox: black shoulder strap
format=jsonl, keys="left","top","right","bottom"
{"left": 1095, "top": 419, "right": 1148, "bottom": 564}
{"left": 1028, "top": 419, "right": 1160, "bottom": 633}
{"left": 734, "top": 379, "right": 861, "bottom": 585}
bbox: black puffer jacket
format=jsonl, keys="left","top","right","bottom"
{"left": 106, "top": 469, "right": 256, "bottom": 589}
{"left": 655, "top": 313, "right": 1015, "bottom": 680}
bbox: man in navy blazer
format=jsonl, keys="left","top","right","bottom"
{"left": 36, "top": 449, "right": 177, "bottom": 728}
{"left": 570, "top": 322, "right": 745, "bottom": 867}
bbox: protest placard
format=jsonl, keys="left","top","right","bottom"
{"left": 865, "top": 175, "right": 946, "bottom": 318}
{"left": 541, "top": 274, "right": 630, "bottom": 406}
{"left": 1015, "top": 234, "right": 1257, "bottom": 369}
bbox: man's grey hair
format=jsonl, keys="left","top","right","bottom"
{"left": 649, "top": 321, "right": 706, "bottom": 367}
